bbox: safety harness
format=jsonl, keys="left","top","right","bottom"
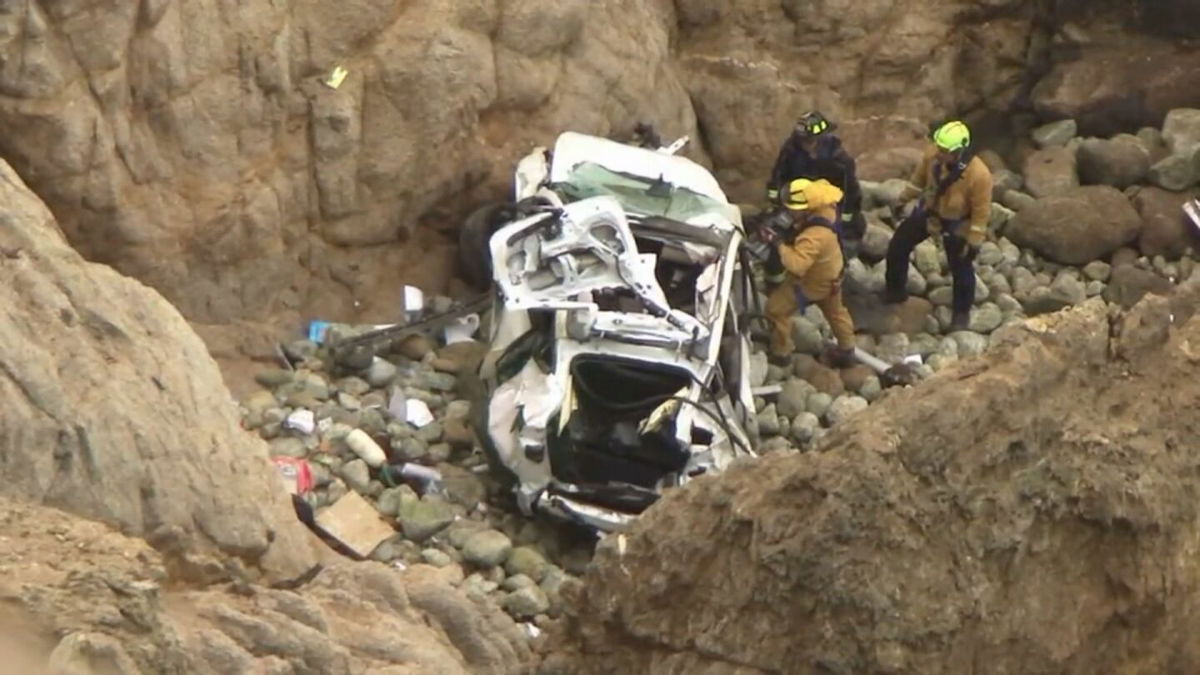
{"left": 919, "top": 149, "right": 974, "bottom": 240}
{"left": 776, "top": 214, "right": 846, "bottom": 313}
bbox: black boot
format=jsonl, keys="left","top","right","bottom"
{"left": 950, "top": 310, "right": 970, "bottom": 332}
{"left": 882, "top": 286, "right": 908, "bottom": 305}
{"left": 823, "top": 345, "right": 857, "bottom": 369}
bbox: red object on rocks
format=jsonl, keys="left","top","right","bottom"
{"left": 272, "top": 457, "right": 314, "bottom": 495}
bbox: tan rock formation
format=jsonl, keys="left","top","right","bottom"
{"left": 0, "top": 0, "right": 1195, "bottom": 355}
{"left": 0, "top": 497, "right": 531, "bottom": 674}
{"left": 550, "top": 292, "right": 1200, "bottom": 673}
{"left": 0, "top": 158, "right": 318, "bottom": 580}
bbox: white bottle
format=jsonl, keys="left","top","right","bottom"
{"left": 344, "top": 429, "right": 387, "bottom": 468}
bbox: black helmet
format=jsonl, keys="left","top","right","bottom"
{"left": 793, "top": 111, "right": 836, "bottom": 139}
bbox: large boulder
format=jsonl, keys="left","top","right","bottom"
{"left": 1076, "top": 135, "right": 1151, "bottom": 188}
{"left": 1006, "top": 186, "right": 1143, "bottom": 265}
{"left": 1147, "top": 152, "right": 1200, "bottom": 192}
{"left": 1031, "top": 119, "right": 1077, "bottom": 148}
{"left": 553, "top": 298, "right": 1200, "bottom": 673}
{"left": 1132, "top": 186, "right": 1200, "bottom": 259}
{"left": 1162, "top": 108, "right": 1200, "bottom": 156}
{"left": 0, "top": 160, "right": 318, "bottom": 579}
{"left": 1032, "top": 43, "right": 1200, "bottom": 137}
{"left": 1104, "top": 265, "right": 1174, "bottom": 309}
{"left": 1021, "top": 146, "right": 1079, "bottom": 198}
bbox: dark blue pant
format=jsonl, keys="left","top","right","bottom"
{"left": 884, "top": 213, "right": 975, "bottom": 315}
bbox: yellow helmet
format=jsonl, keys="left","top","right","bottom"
{"left": 784, "top": 178, "right": 844, "bottom": 211}
{"left": 933, "top": 120, "right": 971, "bottom": 152}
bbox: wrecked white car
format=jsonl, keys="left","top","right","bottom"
{"left": 461, "top": 131, "right": 760, "bottom": 533}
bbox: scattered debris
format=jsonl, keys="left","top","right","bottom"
{"left": 322, "top": 65, "right": 348, "bottom": 89}
{"left": 1185, "top": 198, "right": 1200, "bottom": 232}
{"left": 463, "top": 131, "right": 758, "bottom": 534}
{"left": 284, "top": 409, "right": 315, "bottom": 435}
{"left": 272, "top": 457, "right": 313, "bottom": 495}
{"left": 313, "top": 491, "right": 395, "bottom": 558}
{"left": 344, "top": 428, "right": 387, "bottom": 467}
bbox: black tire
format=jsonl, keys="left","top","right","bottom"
{"left": 458, "top": 202, "right": 515, "bottom": 290}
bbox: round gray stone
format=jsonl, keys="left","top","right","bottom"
{"left": 420, "top": 549, "right": 455, "bottom": 568}
{"left": 505, "top": 546, "right": 549, "bottom": 583}
{"left": 806, "top": 392, "right": 833, "bottom": 418}
{"left": 968, "top": 303, "right": 1004, "bottom": 333}
{"left": 461, "top": 529, "right": 514, "bottom": 568}
{"left": 950, "top": 331, "right": 989, "bottom": 358}
{"left": 340, "top": 459, "right": 371, "bottom": 494}
{"left": 790, "top": 412, "right": 821, "bottom": 444}
{"left": 502, "top": 586, "right": 551, "bottom": 620}
{"left": 790, "top": 317, "right": 824, "bottom": 356}
{"left": 826, "top": 396, "right": 869, "bottom": 426}
{"left": 501, "top": 573, "right": 537, "bottom": 592}
{"left": 777, "top": 378, "right": 816, "bottom": 418}
{"left": 756, "top": 404, "right": 781, "bottom": 437}
{"left": 399, "top": 495, "right": 455, "bottom": 542}
{"left": 859, "top": 376, "right": 883, "bottom": 402}
{"left": 366, "top": 358, "right": 398, "bottom": 388}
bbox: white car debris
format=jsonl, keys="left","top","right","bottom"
{"left": 460, "top": 131, "right": 761, "bottom": 533}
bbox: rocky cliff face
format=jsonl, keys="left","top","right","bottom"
{"left": 2, "top": 0, "right": 1193, "bottom": 346}
{"left": 548, "top": 288, "right": 1200, "bottom": 673}
{"left": 0, "top": 157, "right": 533, "bottom": 672}
{"left": 0, "top": 158, "right": 322, "bottom": 581}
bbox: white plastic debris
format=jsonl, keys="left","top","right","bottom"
{"left": 444, "top": 313, "right": 481, "bottom": 344}
{"left": 659, "top": 135, "right": 689, "bottom": 155}
{"left": 284, "top": 409, "right": 316, "bottom": 435}
{"left": 523, "top": 623, "right": 542, "bottom": 639}
{"left": 1184, "top": 199, "right": 1200, "bottom": 232}
{"left": 397, "top": 463, "right": 443, "bottom": 484}
{"left": 344, "top": 429, "right": 387, "bottom": 467}
{"left": 902, "top": 354, "right": 923, "bottom": 366}
{"left": 405, "top": 399, "right": 435, "bottom": 428}
{"left": 403, "top": 285, "right": 424, "bottom": 315}
{"left": 323, "top": 65, "right": 348, "bottom": 89}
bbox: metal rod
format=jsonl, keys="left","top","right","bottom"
{"left": 853, "top": 346, "right": 892, "bottom": 374}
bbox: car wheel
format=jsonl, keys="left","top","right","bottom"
{"left": 458, "top": 202, "right": 514, "bottom": 291}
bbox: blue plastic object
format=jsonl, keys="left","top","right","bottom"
{"left": 308, "top": 320, "right": 331, "bottom": 344}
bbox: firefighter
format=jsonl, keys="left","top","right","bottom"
{"left": 762, "top": 178, "right": 856, "bottom": 368}
{"left": 883, "top": 120, "right": 993, "bottom": 331}
{"left": 766, "top": 111, "right": 865, "bottom": 254}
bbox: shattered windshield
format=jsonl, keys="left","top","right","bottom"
{"left": 555, "top": 162, "right": 740, "bottom": 225}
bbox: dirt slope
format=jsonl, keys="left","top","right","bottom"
{"left": 0, "top": 497, "right": 531, "bottom": 674}
{"left": 548, "top": 286, "right": 1200, "bottom": 674}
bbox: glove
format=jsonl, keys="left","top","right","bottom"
{"left": 963, "top": 243, "right": 980, "bottom": 263}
